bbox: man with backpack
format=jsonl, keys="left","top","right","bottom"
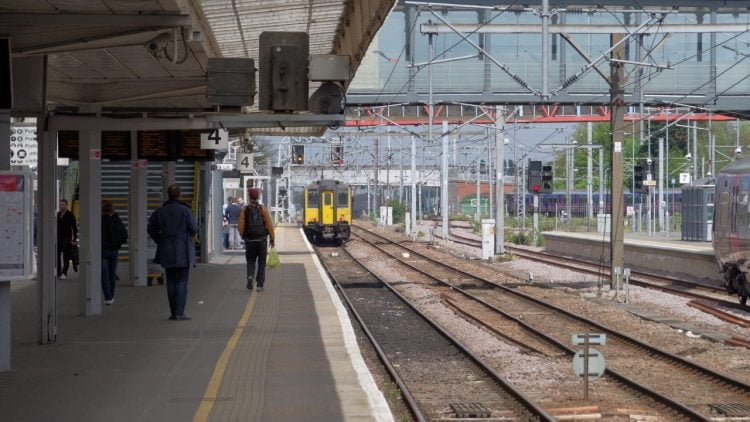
{"left": 238, "top": 188, "right": 275, "bottom": 291}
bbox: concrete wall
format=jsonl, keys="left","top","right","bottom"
{"left": 544, "top": 233, "right": 722, "bottom": 285}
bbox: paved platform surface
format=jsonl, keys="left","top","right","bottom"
{"left": 0, "top": 226, "right": 390, "bottom": 422}
{"left": 543, "top": 231, "right": 720, "bottom": 283}
{"left": 543, "top": 231, "right": 713, "bottom": 254}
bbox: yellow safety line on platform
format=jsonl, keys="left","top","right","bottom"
{"left": 193, "top": 291, "right": 257, "bottom": 422}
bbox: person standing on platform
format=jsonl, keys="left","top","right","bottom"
{"left": 222, "top": 197, "right": 232, "bottom": 249}
{"left": 56, "top": 199, "right": 77, "bottom": 280}
{"left": 148, "top": 184, "right": 198, "bottom": 321}
{"left": 101, "top": 201, "right": 128, "bottom": 305}
{"left": 224, "top": 197, "right": 242, "bottom": 249}
{"left": 238, "top": 188, "right": 275, "bottom": 292}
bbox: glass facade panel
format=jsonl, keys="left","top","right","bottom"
{"left": 348, "top": 6, "right": 750, "bottom": 102}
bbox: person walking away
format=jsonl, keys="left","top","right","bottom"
{"left": 238, "top": 188, "right": 275, "bottom": 291}
{"left": 224, "top": 197, "right": 242, "bottom": 249}
{"left": 101, "top": 201, "right": 128, "bottom": 305}
{"left": 57, "top": 199, "right": 77, "bottom": 279}
{"left": 148, "top": 184, "right": 198, "bottom": 320}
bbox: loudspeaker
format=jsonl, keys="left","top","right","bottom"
{"left": 309, "top": 82, "right": 344, "bottom": 114}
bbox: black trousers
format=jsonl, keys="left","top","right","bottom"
{"left": 57, "top": 242, "right": 70, "bottom": 277}
{"left": 245, "top": 240, "right": 268, "bottom": 287}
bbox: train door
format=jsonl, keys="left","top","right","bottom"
{"left": 322, "top": 191, "right": 334, "bottom": 225}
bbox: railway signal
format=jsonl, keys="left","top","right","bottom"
{"left": 633, "top": 164, "right": 644, "bottom": 193}
{"left": 541, "top": 165, "right": 553, "bottom": 194}
{"left": 292, "top": 144, "right": 305, "bottom": 165}
{"left": 527, "top": 160, "right": 543, "bottom": 193}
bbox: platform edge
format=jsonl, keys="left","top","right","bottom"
{"left": 299, "top": 228, "right": 394, "bottom": 422}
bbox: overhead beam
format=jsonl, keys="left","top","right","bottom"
{"left": 13, "top": 28, "right": 172, "bottom": 56}
{"left": 47, "top": 113, "right": 346, "bottom": 131}
{"left": 48, "top": 80, "right": 207, "bottom": 105}
{"left": 344, "top": 92, "right": 750, "bottom": 111}
{"left": 421, "top": 23, "right": 750, "bottom": 34}
{"left": 0, "top": 13, "right": 191, "bottom": 27}
{"left": 401, "top": 0, "right": 750, "bottom": 8}
{"left": 559, "top": 33, "right": 610, "bottom": 85}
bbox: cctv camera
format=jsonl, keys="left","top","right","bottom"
{"left": 735, "top": 146, "right": 743, "bottom": 155}
{"left": 685, "top": 153, "right": 692, "bottom": 161}
{"left": 646, "top": 158, "right": 653, "bottom": 165}
{"left": 145, "top": 33, "right": 171, "bottom": 56}
{"left": 503, "top": 138, "right": 510, "bottom": 145}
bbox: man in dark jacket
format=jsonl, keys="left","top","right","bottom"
{"left": 57, "top": 199, "right": 77, "bottom": 279}
{"left": 101, "top": 201, "right": 128, "bottom": 305}
{"left": 148, "top": 184, "right": 198, "bottom": 321}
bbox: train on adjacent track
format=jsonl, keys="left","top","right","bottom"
{"left": 303, "top": 179, "right": 352, "bottom": 244}
{"left": 713, "top": 158, "right": 750, "bottom": 305}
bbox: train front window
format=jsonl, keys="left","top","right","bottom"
{"left": 307, "top": 191, "right": 319, "bottom": 207}
{"left": 337, "top": 192, "right": 348, "bottom": 207}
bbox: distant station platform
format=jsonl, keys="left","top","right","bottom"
{"left": 0, "top": 226, "right": 390, "bottom": 422}
{"left": 543, "top": 231, "right": 719, "bottom": 283}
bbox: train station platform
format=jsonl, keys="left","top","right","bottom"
{"left": 0, "top": 226, "right": 391, "bottom": 422}
{"left": 543, "top": 231, "right": 719, "bottom": 284}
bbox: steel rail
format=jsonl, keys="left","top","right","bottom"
{"left": 314, "top": 246, "right": 426, "bottom": 422}
{"left": 314, "top": 245, "right": 555, "bottom": 422}
{"left": 351, "top": 226, "right": 750, "bottom": 394}
{"left": 350, "top": 227, "right": 712, "bottom": 420}
{"left": 438, "top": 228, "right": 745, "bottom": 308}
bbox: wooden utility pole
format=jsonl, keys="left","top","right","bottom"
{"left": 610, "top": 34, "right": 626, "bottom": 289}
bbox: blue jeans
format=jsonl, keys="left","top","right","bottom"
{"left": 165, "top": 267, "right": 190, "bottom": 317}
{"left": 101, "top": 250, "right": 119, "bottom": 301}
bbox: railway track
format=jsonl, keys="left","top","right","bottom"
{"left": 350, "top": 224, "right": 750, "bottom": 421}
{"left": 435, "top": 227, "right": 747, "bottom": 309}
{"left": 314, "top": 244, "right": 554, "bottom": 421}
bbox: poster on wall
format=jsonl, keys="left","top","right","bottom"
{"left": 9, "top": 124, "right": 37, "bottom": 170}
{"left": 0, "top": 169, "right": 34, "bottom": 279}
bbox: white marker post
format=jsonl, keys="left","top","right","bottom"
{"left": 481, "top": 219, "right": 495, "bottom": 260}
{"left": 572, "top": 333, "right": 607, "bottom": 399}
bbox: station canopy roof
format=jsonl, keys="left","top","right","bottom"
{"left": 2, "top": 0, "right": 395, "bottom": 134}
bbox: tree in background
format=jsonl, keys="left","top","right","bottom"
{"left": 548, "top": 118, "right": 750, "bottom": 192}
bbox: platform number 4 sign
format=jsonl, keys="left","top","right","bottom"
{"left": 237, "top": 153, "right": 254, "bottom": 173}
{"left": 200, "top": 129, "right": 229, "bottom": 150}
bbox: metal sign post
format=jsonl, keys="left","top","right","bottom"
{"left": 571, "top": 333, "right": 607, "bottom": 399}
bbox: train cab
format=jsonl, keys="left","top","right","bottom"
{"left": 303, "top": 180, "right": 352, "bottom": 243}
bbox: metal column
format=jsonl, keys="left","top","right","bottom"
{"left": 541, "top": 0, "right": 550, "bottom": 98}
{"left": 476, "top": 159, "right": 481, "bottom": 222}
{"left": 79, "top": 129, "right": 102, "bottom": 316}
{"left": 587, "top": 122, "right": 593, "bottom": 220}
{"left": 610, "top": 33, "right": 626, "bottom": 289}
{"left": 599, "top": 148, "right": 606, "bottom": 214}
{"left": 441, "top": 121, "right": 449, "bottom": 243}
{"left": 411, "top": 135, "right": 417, "bottom": 236}
{"left": 39, "top": 123, "right": 57, "bottom": 344}
{"left": 0, "top": 110, "right": 9, "bottom": 370}
{"left": 494, "top": 106, "right": 506, "bottom": 255}
{"left": 693, "top": 121, "right": 698, "bottom": 183}
{"left": 658, "top": 137, "right": 665, "bottom": 231}
{"left": 128, "top": 143, "right": 148, "bottom": 287}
